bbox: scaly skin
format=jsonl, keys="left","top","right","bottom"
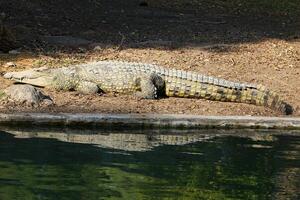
{"left": 3, "top": 61, "right": 293, "bottom": 114}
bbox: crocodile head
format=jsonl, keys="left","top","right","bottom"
{"left": 4, "top": 67, "right": 54, "bottom": 87}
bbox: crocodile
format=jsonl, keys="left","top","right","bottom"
{"left": 3, "top": 60, "right": 293, "bottom": 114}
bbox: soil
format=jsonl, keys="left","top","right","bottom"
{"left": 0, "top": 0, "right": 299, "bottom": 116}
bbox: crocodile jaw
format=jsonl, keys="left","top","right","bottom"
{"left": 4, "top": 69, "right": 53, "bottom": 87}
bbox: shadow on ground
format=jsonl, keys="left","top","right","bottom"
{"left": 1, "top": 0, "right": 300, "bottom": 52}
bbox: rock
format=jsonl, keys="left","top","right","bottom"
{"left": 8, "top": 49, "right": 21, "bottom": 54}
{"left": 88, "top": 42, "right": 106, "bottom": 51}
{"left": 93, "top": 45, "right": 103, "bottom": 51}
{"left": 42, "top": 99, "right": 54, "bottom": 106}
{"left": 4, "top": 85, "right": 53, "bottom": 106}
{"left": 4, "top": 62, "right": 16, "bottom": 68}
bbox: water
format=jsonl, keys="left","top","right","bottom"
{"left": 0, "top": 127, "right": 299, "bottom": 200}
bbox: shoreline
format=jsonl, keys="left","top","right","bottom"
{"left": 0, "top": 113, "right": 299, "bottom": 130}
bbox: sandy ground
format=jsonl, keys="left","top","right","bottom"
{"left": 0, "top": 0, "right": 299, "bottom": 116}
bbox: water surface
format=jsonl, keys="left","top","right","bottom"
{"left": 0, "top": 128, "right": 299, "bottom": 200}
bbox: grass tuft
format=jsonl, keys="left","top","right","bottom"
{"left": 0, "top": 90, "right": 7, "bottom": 99}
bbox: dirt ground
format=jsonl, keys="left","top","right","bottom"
{"left": 0, "top": 0, "right": 299, "bottom": 116}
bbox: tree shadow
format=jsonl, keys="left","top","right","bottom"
{"left": 1, "top": 0, "right": 299, "bottom": 52}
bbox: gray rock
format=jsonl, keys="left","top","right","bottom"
{"left": 4, "top": 85, "right": 53, "bottom": 105}
{"left": 8, "top": 49, "right": 21, "bottom": 54}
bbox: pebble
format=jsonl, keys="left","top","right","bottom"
{"left": 93, "top": 46, "right": 102, "bottom": 51}
{"left": 4, "top": 62, "right": 17, "bottom": 68}
{"left": 8, "top": 49, "right": 21, "bottom": 54}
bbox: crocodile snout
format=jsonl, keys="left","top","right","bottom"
{"left": 3, "top": 69, "right": 39, "bottom": 80}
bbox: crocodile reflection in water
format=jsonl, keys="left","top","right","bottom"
{"left": 8, "top": 131, "right": 213, "bottom": 151}
{"left": 4, "top": 128, "right": 297, "bottom": 152}
{"left": 0, "top": 128, "right": 299, "bottom": 199}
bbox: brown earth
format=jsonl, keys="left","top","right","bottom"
{"left": 0, "top": 0, "right": 299, "bottom": 116}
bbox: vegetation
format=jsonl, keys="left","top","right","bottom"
{"left": 0, "top": 90, "right": 6, "bottom": 99}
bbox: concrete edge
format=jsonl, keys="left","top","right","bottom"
{"left": 0, "top": 113, "right": 299, "bottom": 130}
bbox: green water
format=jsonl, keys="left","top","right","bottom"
{"left": 0, "top": 128, "right": 299, "bottom": 200}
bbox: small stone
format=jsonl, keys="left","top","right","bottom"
{"left": 93, "top": 46, "right": 102, "bottom": 51}
{"left": 89, "top": 42, "right": 105, "bottom": 51}
{"left": 4, "top": 62, "right": 17, "bottom": 68}
{"left": 8, "top": 49, "right": 21, "bottom": 54}
{"left": 78, "top": 47, "right": 87, "bottom": 53}
{"left": 42, "top": 99, "right": 54, "bottom": 106}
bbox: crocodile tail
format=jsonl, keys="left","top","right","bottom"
{"left": 255, "top": 85, "right": 293, "bottom": 115}
{"left": 220, "top": 86, "right": 293, "bottom": 115}
{"left": 223, "top": 85, "right": 293, "bottom": 115}
{"left": 164, "top": 78, "right": 293, "bottom": 114}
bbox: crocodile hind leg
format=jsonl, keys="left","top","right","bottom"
{"left": 134, "top": 73, "right": 164, "bottom": 99}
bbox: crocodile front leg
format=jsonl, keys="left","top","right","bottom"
{"left": 75, "top": 81, "right": 99, "bottom": 94}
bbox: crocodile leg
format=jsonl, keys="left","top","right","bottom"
{"left": 51, "top": 73, "right": 78, "bottom": 91}
{"left": 134, "top": 73, "right": 165, "bottom": 99}
{"left": 75, "top": 81, "right": 99, "bottom": 94}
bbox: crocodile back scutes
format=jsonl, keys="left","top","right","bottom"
{"left": 73, "top": 60, "right": 257, "bottom": 90}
